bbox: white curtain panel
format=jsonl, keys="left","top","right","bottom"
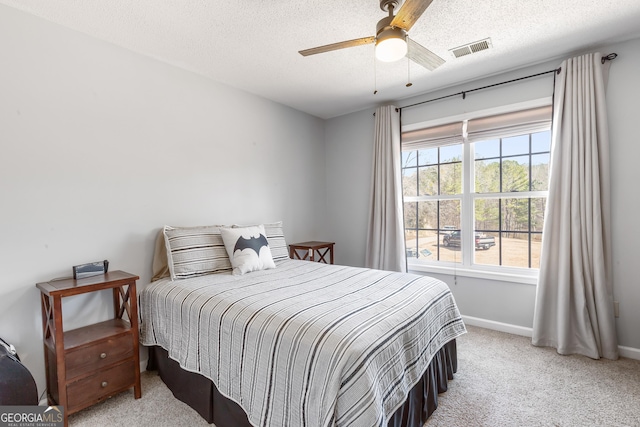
{"left": 532, "top": 52, "right": 618, "bottom": 360}
{"left": 365, "top": 105, "right": 406, "bottom": 272}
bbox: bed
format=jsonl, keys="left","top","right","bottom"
{"left": 140, "top": 224, "right": 466, "bottom": 427}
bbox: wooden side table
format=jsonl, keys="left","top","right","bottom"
{"left": 289, "top": 241, "right": 335, "bottom": 264}
{"left": 36, "top": 271, "right": 141, "bottom": 426}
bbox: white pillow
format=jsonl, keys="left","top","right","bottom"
{"left": 233, "top": 221, "right": 290, "bottom": 261}
{"left": 220, "top": 225, "right": 276, "bottom": 275}
{"left": 261, "top": 221, "right": 290, "bottom": 261}
{"left": 163, "top": 225, "right": 232, "bottom": 280}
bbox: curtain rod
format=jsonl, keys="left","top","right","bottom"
{"left": 399, "top": 53, "right": 617, "bottom": 111}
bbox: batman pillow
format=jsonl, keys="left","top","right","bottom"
{"left": 220, "top": 225, "right": 276, "bottom": 275}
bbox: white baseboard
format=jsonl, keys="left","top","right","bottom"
{"left": 461, "top": 315, "right": 640, "bottom": 360}
{"left": 462, "top": 315, "right": 533, "bottom": 337}
{"left": 618, "top": 345, "right": 640, "bottom": 360}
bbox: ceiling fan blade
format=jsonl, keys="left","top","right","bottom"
{"left": 299, "top": 36, "right": 375, "bottom": 56}
{"left": 408, "top": 38, "right": 445, "bottom": 70}
{"left": 391, "top": 0, "right": 435, "bottom": 31}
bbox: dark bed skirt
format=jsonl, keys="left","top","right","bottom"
{"left": 147, "top": 339, "right": 457, "bottom": 427}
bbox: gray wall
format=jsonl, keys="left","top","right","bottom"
{"left": 0, "top": 5, "right": 326, "bottom": 396}
{"left": 325, "top": 37, "right": 640, "bottom": 350}
{"left": 606, "top": 38, "right": 640, "bottom": 350}
{"left": 324, "top": 108, "right": 376, "bottom": 267}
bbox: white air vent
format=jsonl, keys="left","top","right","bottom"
{"left": 450, "top": 38, "right": 492, "bottom": 58}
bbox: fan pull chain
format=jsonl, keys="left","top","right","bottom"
{"left": 373, "top": 49, "right": 378, "bottom": 95}
{"left": 406, "top": 54, "right": 413, "bottom": 87}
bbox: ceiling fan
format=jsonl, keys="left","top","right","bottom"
{"left": 299, "top": 0, "right": 445, "bottom": 71}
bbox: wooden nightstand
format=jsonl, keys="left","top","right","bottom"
{"left": 289, "top": 241, "right": 335, "bottom": 264}
{"left": 36, "top": 271, "right": 141, "bottom": 426}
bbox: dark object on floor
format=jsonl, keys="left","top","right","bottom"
{"left": 0, "top": 337, "right": 38, "bottom": 405}
{"left": 147, "top": 339, "right": 457, "bottom": 427}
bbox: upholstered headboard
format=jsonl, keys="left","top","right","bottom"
{"left": 151, "top": 229, "right": 170, "bottom": 281}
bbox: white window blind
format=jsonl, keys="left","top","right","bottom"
{"left": 402, "top": 105, "right": 552, "bottom": 148}
{"left": 466, "top": 105, "right": 552, "bottom": 142}
{"left": 402, "top": 122, "right": 463, "bottom": 150}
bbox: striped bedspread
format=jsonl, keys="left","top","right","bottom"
{"left": 140, "top": 259, "right": 466, "bottom": 427}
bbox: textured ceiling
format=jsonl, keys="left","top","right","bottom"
{"left": 2, "top": 0, "right": 640, "bottom": 119}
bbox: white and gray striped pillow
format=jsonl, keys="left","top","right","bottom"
{"left": 234, "top": 221, "right": 290, "bottom": 261}
{"left": 163, "top": 225, "right": 232, "bottom": 280}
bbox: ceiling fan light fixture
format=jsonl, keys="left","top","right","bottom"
{"left": 375, "top": 27, "right": 407, "bottom": 62}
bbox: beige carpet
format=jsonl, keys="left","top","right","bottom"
{"left": 69, "top": 325, "right": 640, "bottom": 427}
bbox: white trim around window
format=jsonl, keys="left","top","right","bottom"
{"left": 407, "top": 262, "right": 540, "bottom": 285}
{"left": 402, "top": 98, "right": 552, "bottom": 284}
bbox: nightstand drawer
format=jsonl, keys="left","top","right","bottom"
{"left": 66, "top": 359, "right": 136, "bottom": 412}
{"left": 65, "top": 333, "right": 133, "bottom": 379}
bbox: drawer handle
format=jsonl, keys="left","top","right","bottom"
{"left": 101, "top": 381, "right": 108, "bottom": 388}
{"left": 100, "top": 353, "right": 107, "bottom": 359}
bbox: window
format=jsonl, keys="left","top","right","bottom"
{"left": 402, "top": 105, "right": 551, "bottom": 276}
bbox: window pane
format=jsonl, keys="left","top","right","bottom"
{"left": 531, "top": 198, "right": 546, "bottom": 232}
{"left": 440, "top": 145, "right": 462, "bottom": 163}
{"left": 502, "top": 134, "right": 529, "bottom": 156}
{"left": 532, "top": 130, "right": 551, "bottom": 153}
{"left": 501, "top": 198, "right": 529, "bottom": 232}
{"left": 402, "top": 150, "right": 417, "bottom": 168}
{"left": 501, "top": 157, "right": 529, "bottom": 192}
{"left": 404, "top": 202, "right": 417, "bottom": 228}
{"left": 475, "top": 198, "right": 500, "bottom": 230}
{"left": 402, "top": 168, "right": 418, "bottom": 196}
{"left": 475, "top": 158, "right": 500, "bottom": 193}
{"left": 418, "top": 148, "right": 438, "bottom": 166}
{"left": 440, "top": 163, "right": 462, "bottom": 195}
{"left": 474, "top": 232, "right": 500, "bottom": 266}
{"left": 418, "top": 166, "right": 438, "bottom": 196}
{"left": 475, "top": 139, "right": 500, "bottom": 159}
{"left": 440, "top": 230, "right": 462, "bottom": 263}
{"left": 531, "top": 232, "right": 543, "bottom": 268}
{"left": 417, "top": 201, "right": 437, "bottom": 229}
{"left": 500, "top": 232, "right": 529, "bottom": 268}
{"left": 438, "top": 200, "right": 461, "bottom": 264}
{"left": 531, "top": 153, "right": 549, "bottom": 191}
{"left": 439, "top": 199, "right": 461, "bottom": 229}
{"left": 416, "top": 230, "right": 437, "bottom": 260}
{"left": 405, "top": 230, "right": 418, "bottom": 259}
